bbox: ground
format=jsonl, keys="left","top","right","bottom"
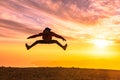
{"left": 0, "top": 67, "right": 120, "bottom": 80}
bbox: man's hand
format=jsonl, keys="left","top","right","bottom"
{"left": 62, "top": 38, "right": 66, "bottom": 41}
{"left": 27, "top": 37, "right": 31, "bottom": 39}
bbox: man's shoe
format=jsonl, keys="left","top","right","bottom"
{"left": 25, "top": 43, "right": 30, "bottom": 50}
{"left": 63, "top": 44, "right": 67, "bottom": 50}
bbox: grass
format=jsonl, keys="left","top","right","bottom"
{"left": 0, "top": 67, "right": 120, "bottom": 80}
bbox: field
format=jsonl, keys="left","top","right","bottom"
{"left": 0, "top": 67, "right": 120, "bottom": 80}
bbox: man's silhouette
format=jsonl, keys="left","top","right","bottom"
{"left": 25, "top": 27, "right": 67, "bottom": 50}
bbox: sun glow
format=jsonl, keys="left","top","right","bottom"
{"left": 91, "top": 39, "right": 113, "bottom": 48}
{"left": 88, "top": 39, "right": 115, "bottom": 57}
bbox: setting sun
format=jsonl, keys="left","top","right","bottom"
{"left": 91, "top": 39, "right": 113, "bottom": 48}
{"left": 88, "top": 39, "right": 115, "bottom": 58}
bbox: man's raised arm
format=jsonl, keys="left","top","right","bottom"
{"left": 52, "top": 32, "right": 66, "bottom": 41}
{"left": 27, "top": 33, "right": 42, "bottom": 39}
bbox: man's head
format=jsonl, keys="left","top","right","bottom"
{"left": 43, "top": 27, "right": 51, "bottom": 33}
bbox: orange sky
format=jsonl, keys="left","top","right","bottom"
{"left": 0, "top": 0, "right": 120, "bottom": 70}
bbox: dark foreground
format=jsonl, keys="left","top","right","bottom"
{"left": 0, "top": 67, "right": 120, "bottom": 80}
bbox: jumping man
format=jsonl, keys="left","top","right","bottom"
{"left": 25, "top": 27, "right": 67, "bottom": 50}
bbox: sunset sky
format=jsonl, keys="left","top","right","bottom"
{"left": 1, "top": 0, "right": 120, "bottom": 70}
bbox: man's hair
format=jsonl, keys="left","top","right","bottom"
{"left": 45, "top": 27, "right": 51, "bottom": 31}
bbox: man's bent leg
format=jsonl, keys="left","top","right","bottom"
{"left": 26, "top": 40, "right": 45, "bottom": 50}
{"left": 51, "top": 40, "right": 67, "bottom": 50}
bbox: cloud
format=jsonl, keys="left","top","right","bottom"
{"left": 0, "top": 19, "right": 41, "bottom": 38}
{"left": 30, "top": 0, "right": 101, "bottom": 25}
{"left": 0, "top": 0, "right": 105, "bottom": 25}
{"left": 1, "top": 0, "right": 120, "bottom": 23}
{"left": 0, "top": 0, "right": 120, "bottom": 40}
{"left": 17, "top": 0, "right": 119, "bottom": 26}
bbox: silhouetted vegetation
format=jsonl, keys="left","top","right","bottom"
{"left": 0, "top": 67, "right": 120, "bottom": 80}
